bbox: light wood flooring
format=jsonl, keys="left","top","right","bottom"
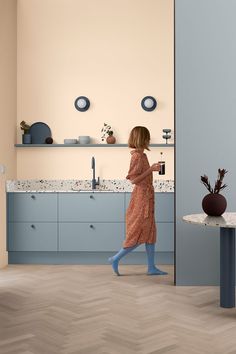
{"left": 0, "top": 264, "right": 236, "bottom": 354}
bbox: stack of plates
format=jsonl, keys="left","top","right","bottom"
{"left": 64, "top": 139, "right": 78, "bottom": 144}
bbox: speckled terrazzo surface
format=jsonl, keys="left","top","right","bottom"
{"left": 6, "top": 179, "right": 174, "bottom": 193}
{"left": 183, "top": 213, "right": 236, "bottom": 228}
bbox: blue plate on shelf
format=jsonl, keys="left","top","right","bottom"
{"left": 29, "top": 122, "right": 51, "bottom": 144}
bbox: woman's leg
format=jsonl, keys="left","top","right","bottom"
{"left": 145, "top": 243, "right": 168, "bottom": 275}
{"left": 108, "top": 244, "right": 140, "bottom": 275}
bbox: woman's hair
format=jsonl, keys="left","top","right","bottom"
{"left": 128, "top": 126, "right": 151, "bottom": 151}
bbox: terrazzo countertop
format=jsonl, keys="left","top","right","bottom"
{"left": 183, "top": 213, "right": 236, "bottom": 228}
{"left": 6, "top": 179, "right": 174, "bottom": 193}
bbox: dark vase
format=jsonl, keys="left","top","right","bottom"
{"left": 202, "top": 193, "right": 227, "bottom": 216}
{"left": 106, "top": 135, "right": 116, "bottom": 144}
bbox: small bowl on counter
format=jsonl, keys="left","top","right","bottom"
{"left": 78, "top": 136, "right": 90, "bottom": 144}
{"left": 64, "top": 139, "right": 78, "bottom": 144}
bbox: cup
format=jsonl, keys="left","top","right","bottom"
{"left": 78, "top": 136, "right": 90, "bottom": 144}
{"left": 158, "top": 161, "right": 165, "bottom": 175}
{"left": 22, "top": 133, "right": 31, "bottom": 144}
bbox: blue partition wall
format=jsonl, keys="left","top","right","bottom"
{"left": 175, "top": 0, "right": 236, "bottom": 285}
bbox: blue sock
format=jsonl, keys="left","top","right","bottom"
{"left": 108, "top": 244, "right": 139, "bottom": 275}
{"left": 145, "top": 243, "right": 168, "bottom": 275}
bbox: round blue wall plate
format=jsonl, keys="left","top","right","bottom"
{"left": 141, "top": 96, "right": 157, "bottom": 111}
{"left": 74, "top": 96, "right": 90, "bottom": 112}
{"left": 29, "top": 122, "right": 52, "bottom": 144}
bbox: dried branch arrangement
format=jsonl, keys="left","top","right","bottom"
{"left": 20, "top": 121, "right": 31, "bottom": 134}
{"left": 101, "top": 123, "right": 113, "bottom": 141}
{"left": 201, "top": 169, "right": 228, "bottom": 194}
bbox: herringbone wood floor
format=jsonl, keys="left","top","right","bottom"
{"left": 0, "top": 265, "right": 236, "bottom": 354}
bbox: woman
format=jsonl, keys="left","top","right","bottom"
{"left": 108, "top": 126, "right": 168, "bottom": 276}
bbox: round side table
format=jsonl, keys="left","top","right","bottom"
{"left": 183, "top": 213, "right": 236, "bottom": 308}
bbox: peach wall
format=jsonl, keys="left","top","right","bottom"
{"left": 17, "top": 0, "right": 174, "bottom": 179}
{"left": 0, "top": 0, "right": 17, "bottom": 267}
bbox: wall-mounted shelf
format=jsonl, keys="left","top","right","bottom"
{"left": 15, "top": 143, "right": 175, "bottom": 148}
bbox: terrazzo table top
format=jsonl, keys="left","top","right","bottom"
{"left": 6, "top": 179, "right": 174, "bottom": 193}
{"left": 183, "top": 213, "right": 236, "bottom": 228}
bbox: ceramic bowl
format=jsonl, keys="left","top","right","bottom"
{"left": 64, "top": 139, "right": 78, "bottom": 144}
{"left": 78, "top": 136, "right": 90, "bottom": 144}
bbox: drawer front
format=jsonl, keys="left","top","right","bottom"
{"left": 59, "top": 223, "right": 125, "bottom": 251}
{"left": 128, "top": 222, "right": 174, "bottom": 252}
{"left": 125, "top": 192, "right": 174, "bottom": 222}
{"left": 8, "top": 222, "right": 58, "bottom": 251}
{"left": 58, "top": 193, "right": 125, "bottom": 222}
{"left": 8, "top": 193, "right": 57, "bottom": 222}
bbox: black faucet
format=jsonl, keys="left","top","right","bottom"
{"left": 91, "top": 156, "right": 100, "bottom": 189}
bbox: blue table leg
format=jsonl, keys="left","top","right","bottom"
{"left": 220, "top": 227, "right": 235, "bottom": 308}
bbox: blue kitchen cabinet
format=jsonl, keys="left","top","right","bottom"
{"left": 7, "top": 191, "right": 174, "bottom": 262}
{"left": 8, "top": 193, "right": 58, "bottom": 252}
{"left": 8, "top": 222, "right": 57, "bottom": 251}
{"left": 58, "top": 193, "right": 125, "bottom": 222}
{"left": 8, "top": 193, "right": 57, "bottom": 222}
{"left": 59, "top": 222, "right": 125, "bottom": 251}
{"left": 58, "top": 193, "right": 125, "bottom": 251}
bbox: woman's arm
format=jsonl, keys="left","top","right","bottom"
{"left": 130, "top": 163, "right": 160, "bottom": 185}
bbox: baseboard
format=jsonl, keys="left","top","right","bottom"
{"left": 8, "top": 251, "right": 174, "bottom": 265}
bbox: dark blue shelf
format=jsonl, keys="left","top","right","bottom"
{"left": 15, "top": 143, "right": 175, "bottom": 148}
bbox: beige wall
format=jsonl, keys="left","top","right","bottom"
{"left": 0, "top": 0, "right": 17, "bottom": 267}
{"left": 17, "top": 0, "right": 174, "bottom": 180}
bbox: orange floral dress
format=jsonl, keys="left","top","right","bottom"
{"left": 123, "top": 149, "right": 156, "bottom": 248}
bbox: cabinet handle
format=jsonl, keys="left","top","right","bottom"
{"left": 90, "top": 224, "right": 94, "bottom": 228}
{"left": 90, "top": 195, "right": 94, "bottom": 199}
{"left": 31, "top": 195, "right": 36, "bottom": 199}
{"left": 31, "top": 224, "right": 35, "bottom": 229}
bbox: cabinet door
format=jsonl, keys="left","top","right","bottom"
{"left": 125, "top": 192, "right": 174, "bottom": 222}
{"left": 156, "top": 223, "right": 174, "bottom": 251}
{"left": 8, "top": 193, "right": 57, "bottom": 222}
{"left": 155, "top": 193, "right": 174, "bottom": 222}
{"left": 58, "top": 193, "right": 125, "bottom": 222}
{"left": 59, "top": 222, "right": 125, "bottom": 251}
{"left": 8, "top": 222, "right": 58, "bottom": 251}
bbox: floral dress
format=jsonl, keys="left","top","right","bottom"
{"left": 123, "top": 149, "right": 156, "bottom": 248}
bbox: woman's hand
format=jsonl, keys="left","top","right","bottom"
{"left": 150, "top": 163, "right": 161, "bottom": 172}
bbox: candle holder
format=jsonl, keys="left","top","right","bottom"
{"left": 162, "top": 129, "right": 171, "bottom": 144}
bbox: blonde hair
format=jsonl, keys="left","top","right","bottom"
{"left": 128, "top": 126, "right": 150, "bottom": 151}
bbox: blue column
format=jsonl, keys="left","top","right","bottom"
{"left": 220, "top": 227, "right": 235, "bottom": 308}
